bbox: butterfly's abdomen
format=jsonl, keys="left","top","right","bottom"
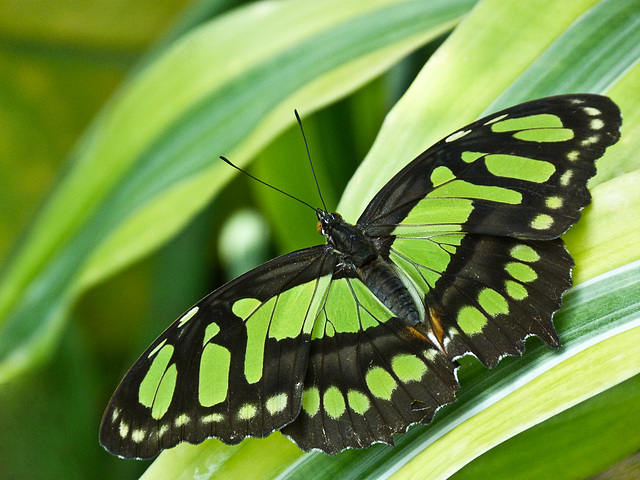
{"left": 358, "top": 258, "right": 421, "bottom": 326}
{"left": 321, "top": 212, "right": 421, "bottom": 327}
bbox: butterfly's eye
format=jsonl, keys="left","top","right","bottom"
{"left": 317, "top": 220, "right": 323, "bottom": 235}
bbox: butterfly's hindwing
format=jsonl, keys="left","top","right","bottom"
{"left": 100, "top": 246, "right": 336, "bottom": 459}
{"left": 390, "top": 233, "right": 572, "bottom": 367}
{"left": 283, "top": 275, "right": 459, "bottom": 453}
{"left": 428, "top": 236, "right": 571, "bottom": 366}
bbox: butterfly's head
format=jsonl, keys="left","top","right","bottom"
{"left": 316, "top": 210, "right": 342, "bottom": 238}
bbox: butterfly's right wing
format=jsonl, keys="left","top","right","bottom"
{"left": 100, "top": 245, "right": 336, "bottom": 459}
{"left": 357, "top": 95, "right": 621, "bottom": 367}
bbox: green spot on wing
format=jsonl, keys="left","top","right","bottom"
{"left": 430, "top": 166, "right": 455, "bottom": 187}
{"left": 152, "top": 365, "right": 177, "bottom": 420}
{"left": 323, "top": 387, "right": 346, "bottom": 419}
{"left": 201, "top": 413, "right": 224, "bottom": 424}
{"left": 391, "top": 354, "right": 426, "bottom": 382}
{"left": 199, "top": 343, "right": 230, "bottom": 407}
{"left": 484, "top": 154, "right": 556, "bottom": 183}
{"left": 506, "top": 262, "right": 538, "bottom": 283}
{"left": 232, "top": 297, "right": 261, "bottom": 319}
{"left": 131, "top": 429, "right": 145, "bottom": 443}
{"left": 510, "top": 244, "right": 540, "bottom": 262}
{"left": 202, "top": 322, "right": 220, "bottom": 346}
{"left": 478, "top": 288, "right": 509, "bottom": 316}
{"left": 390, "top": 234, "right": 463, "bottom": 292}
{"left": 514, "top": 128, "right": 574, "bottom": 142}
{"left": 244, "top": 304, "right": 270, "bottom": 384}
{"left": 302, "top": 387, "right": 320, "bottom": 416}
{"left": 174, "top": 413, "right": 190, "bottom": 427}
{"left": 489, "top": 113, "right": 574, "bottom": 142}
{"left": 490, "top": 113, "right": 563, "bottom": 132}
{"left": 505, "top": 280, "right": 528, "bottom": 300}
{"left": 392, "top": 197, "right": 471, "bottom": 235}
{"left": 269, "top": 275, "right": 331, "bottom": 339}
{"left": 430, "top": 179, "right": 522, "bottom": 205}
{"left": 457, "top": 306, "right": 487, "bottom": 335}
{"left": 242, "top": 277, "right": 329, "bottom": 383}
{"left": 461, "top": 151, "right": 485, "bottom": 163}
{"left": 313, "top": 278, "right": 392, "bottom": 340}
{"left": 365, "top": 366, "right": 397, "bottom": 400}
{"left": 139, "top": 345, "right": 176, "bottom": 419}
{"left": 347, "top": 390, "right": 370, "bottom": 415}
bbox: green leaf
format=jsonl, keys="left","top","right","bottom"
{"left": 139, "top": 0, "right": 640, "bottom": 478}
{"left": 0, "top": 0, "right": 474, "bottom": 383}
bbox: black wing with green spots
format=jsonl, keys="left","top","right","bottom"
{"left": 282, "top": 275, "right": 459, "bottom": 453}
{"left": 361, "top": 94, "right": 620, "bottom": 368}
{"left": 100, "top": 246, "right": 337, "bottom": 458}
{"left": 100, "top": 94, "right": 621, "bottom": 458}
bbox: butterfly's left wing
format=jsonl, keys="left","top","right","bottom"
{"left": 358, "top": 95, "right": 621, "bottom": 367}
{"left": 100, "top": 245, "right": 336, "bottom": 459}
{"left": 282, "top": 273, "right": 459, "bottom": 453}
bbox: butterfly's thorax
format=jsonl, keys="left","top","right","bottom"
{"left": 318, "top": 211, "right": 421, "bottom": 326}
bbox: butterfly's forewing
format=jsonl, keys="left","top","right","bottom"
{"left": 361, "top": 95, "right": 620, "bottom": 239}
{"left": 360, "top": 95, "right": 621, "bottom": 367}
{"left": 282, "top": 275, "right": 459, "bottom": 453}
{"left": 100, "top": 246, "right": 335, "bottom": 459}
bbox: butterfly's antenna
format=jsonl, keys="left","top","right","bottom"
{"left": 295, "top": 110, "right": 328, "bottom": 212}
{"left": 220, "top": 156, "right": 318, "bottom": 213}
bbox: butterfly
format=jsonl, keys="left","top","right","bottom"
{"left": 100, "top": 94, "right": 621, "bottom": 459}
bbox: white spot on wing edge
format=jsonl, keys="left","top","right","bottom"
{"left": 266, "top": 393, "right": 288, "bottom": 415}
{"left": 119, "top": 421, "right": 130, "bottom": 438}
{"left": 111, "top": 408, "right": 121, "bottom": 424}
{"left": 484, "top": 113, "right": 508, "bottom": 125}
{"left": 131, "top": 429, "right": 146, "bottom": 443}
{"left": 560, "top": 170, "right": 573, "bottom": 186}
{"left": 445, "top": 129, "right": 471, "bottom": 143}
{"left": 422, "top": 349, "right": 439, "bottom": 362}
{"left": 201, "top": 413, "right": 224, "bottom": 424}
{"left": 237, "top": 403, "right": 257, "bottom": 420}
{"left": 174, "top": 414, "right": 191, "bottom": 427}
{"left": 581, "top": 135, "right": 600, "bottom": 146}
{"left": 584, "top": 106, "right": 601, "bottom": 116}
{"left": 178, "top": 306, "right": 199, "bottom": 327}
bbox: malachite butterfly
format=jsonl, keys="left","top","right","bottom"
{"left": 100, "top": 94, "right": 621, "bottom": 459}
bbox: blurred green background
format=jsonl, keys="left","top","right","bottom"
{"left": 1, "top": 1, "right": 639, "bottom": 479}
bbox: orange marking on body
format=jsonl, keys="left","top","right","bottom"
{"left": 428, "top": 307, "right": 446, "bottom": 350}
{"left": 404, "top": 325, "right": 429, "bottom": 341}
